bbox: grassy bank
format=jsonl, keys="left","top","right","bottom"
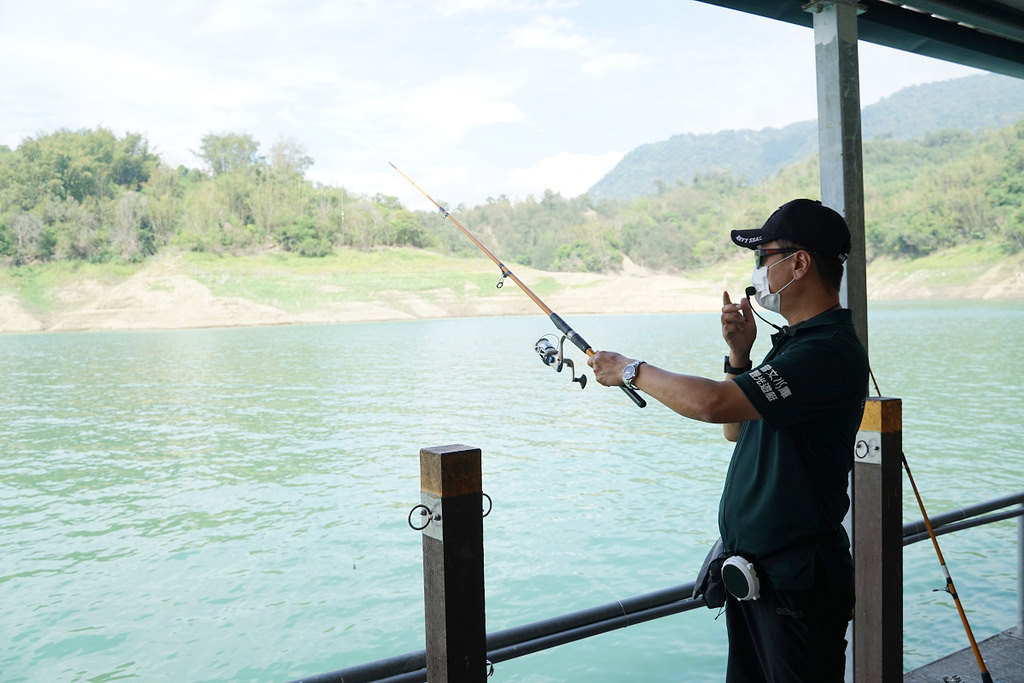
{"left": 0, "top": 243, "right": 1020, "bottom": 325}
{"left": 0, "top": 249, "right": 542, "bottom": 318}
{"left": 179, "top": 249, "right": 539, "bottom": 313}
{"left": 0, "top": 261, "right": 140, "bottom": 315}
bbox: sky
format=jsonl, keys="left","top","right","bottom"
{"left": 0, "top": 0, "right": 984, "bottom": 210}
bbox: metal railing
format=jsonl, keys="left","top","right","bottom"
{"left": 285, "top": 491, "right": 1024, "bottom": 683}
{"left": 902, "top": 492, "right": 1024, "bottom": 545}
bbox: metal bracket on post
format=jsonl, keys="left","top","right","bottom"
{"left": 414, "top": 491, "right": 443, "bottom": 541}
{"left": 855, "top": 430, "right": 882, "bottom": 465}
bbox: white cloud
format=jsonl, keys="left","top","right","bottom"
{"left": 197, "top": 0, "right": 286, "bottom": 34}
{"left": 510, "top": 14, "right": 588, "bottom": 50}
{"left": 581, "top": 50, "right": 658, "bottom": 76}
{"left": 507, "top": 150, "right": 626, "bottom": 198}
{"left": 510, "top": 14, "right": 656, "bottom": 75}
{"left": 433, "top": 0, "right": 579, "bottom": 16}
{"left": 401, "top": 74, "right": 529, "bottom": 144}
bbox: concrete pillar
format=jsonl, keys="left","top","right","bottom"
{"left": 809, "top": 0, "right": 869, "bottom": 353}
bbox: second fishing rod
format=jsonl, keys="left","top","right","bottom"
{"left": 385, "top": 160, "right": 646, "bottom": 409}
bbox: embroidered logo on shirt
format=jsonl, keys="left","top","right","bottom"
{"left": 749, "top": 364, "right": 792, "bottom": 402}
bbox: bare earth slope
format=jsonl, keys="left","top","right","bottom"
{"left": 1, "top": 251, "right": 1021, "bottom": 334}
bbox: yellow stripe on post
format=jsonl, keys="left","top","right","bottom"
{"left": 860, "top": 396, "right": 902, "bottom": 433}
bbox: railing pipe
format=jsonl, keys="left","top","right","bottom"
{"left": 903, "top": 492, "right": 1024, "bottom": 539}
{"left": 283, "top": 582, "right": 700, "bottom": 683}
{"left": 1019, "top": 503, "right": 1023, "bottom": 635}
{"left": 903, "top": 507, "right": 1024, "bottom": 546}
{"left": 286, "top": 489, "right": 1024, "bottom": 683}
{"left": 286, "top": 651, "right": 425, "bottom": 683}
{"left": 488, "top": 584, "right": 700, "bottom": 663}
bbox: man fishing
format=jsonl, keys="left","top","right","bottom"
{"left": 588, "top": 199, "right": 868, "bottom": 682}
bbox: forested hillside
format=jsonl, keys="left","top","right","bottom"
{"left": 589, "top": 73, "right": 1024, "bottom": 201}
{"left": 450, "top": 121, "right": 1024, "bottom": 271}
{"left": 3, "top": 96, "right": 1024, "bottom": 276}
{"left": 0, "top": 130, "right": 431, "bottom": 265}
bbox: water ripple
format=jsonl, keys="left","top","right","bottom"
{"left": 1, "top": 305, "right": 1020, "bottom": 681}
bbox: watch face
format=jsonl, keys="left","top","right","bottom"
{"left": 623, "top": 363, "right": 637, "bottom": 383}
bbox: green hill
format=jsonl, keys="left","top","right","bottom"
{"left": 589, "top": 73, "right": 1024, "bottom": 201}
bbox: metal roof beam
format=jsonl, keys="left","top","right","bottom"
{"left": 696, "top": 0, "right": 1024, "bottom": 79}
{"left": 898, "top": 0, "right": 1024, "bottom": 43}
{"left": 861, "top": 1, "right": 1024, "bottom": 77}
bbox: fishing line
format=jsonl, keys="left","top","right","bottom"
{"left": 348, "top": 132, "right": 645, "bottom": 408}
{"left": 342, "top": 129, "right": 392, "bottom": 165}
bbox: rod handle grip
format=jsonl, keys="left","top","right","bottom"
{"left": 549, "top": 312, "right": 646, "bottom": 408}
{"left": 621, "top": 384, "right": 647, "bottom": 408}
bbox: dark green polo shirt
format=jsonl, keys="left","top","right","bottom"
{"left": 719, "top": 308, "right": 868, "bottom": 591}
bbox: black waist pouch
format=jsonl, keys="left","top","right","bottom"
{"left": 694, "top": 530, "right": 841, "bottom": 608}
{"left": 693, "top": 538, "right": 727, "bottom": 609}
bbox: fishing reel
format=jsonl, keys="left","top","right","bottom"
{"left": 534, "top": 334, "right": 587, "bottom": 389}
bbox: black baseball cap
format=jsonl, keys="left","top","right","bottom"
{"left": 731, "top": 199, "right": 850, "bottom": 262}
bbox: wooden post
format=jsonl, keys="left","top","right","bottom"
{"left": 418, "top": 444, "right": 486, "bottom": 683}
{"left": 853, "top": 397, "right": 903, "bottom": 681}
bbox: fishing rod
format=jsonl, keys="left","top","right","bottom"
{"left": 866, "top": 368, "right": 994, "bottom": 683}
{"left": 901, "top": 448, "right": 994, "bottom": 683}
{"left": 379, "top": 153, "right": 646, "bottom": 408}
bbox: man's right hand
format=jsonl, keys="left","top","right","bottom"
{"left": 721, "top": 290, "right": 756, "bottom": 368}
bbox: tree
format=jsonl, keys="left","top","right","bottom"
{"left": 111, "top": 191, "right": 153, "bottom": 261}
{"left": 110, "top": 133, "right": 158, "bottom": 190}
{"left": 195, "top": 132, "right": 263, "bottom": 176}
{"left": 6, "top": 128, "right": 157, "bottom": 205}
{"left": 142, "top": 164, "right": 186, "bottom": 246}
{"left": 11, "top": 213, "right": 43, "bottom": 263}
{"left": 251, "top": 138, "right": 314, "bottom": 240}
{"left": 46, "top": 197, "right": 106, "bottom": 261}
{"left": 269, "top": 137, "right": 313, "bottom": 176}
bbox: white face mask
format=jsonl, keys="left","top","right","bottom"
{"left": 750, "top": 252, "right": 797, "bottom": 314}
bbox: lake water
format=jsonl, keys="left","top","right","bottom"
{"left": 2, "top": 301, "right": 1022, "bottom": 682}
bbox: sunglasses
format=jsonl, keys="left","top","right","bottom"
{"left": 754, "top": 247, "right": 800, "bottom": 268}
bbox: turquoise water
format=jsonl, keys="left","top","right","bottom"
{"left": 1, "top": 301, "right": 1021, "bottom": 682}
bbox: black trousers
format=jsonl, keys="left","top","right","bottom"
{"left": 724, "top": 579, "right": 855, "bottom": 682}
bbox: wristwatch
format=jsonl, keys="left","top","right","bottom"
{"left": 724, "top": 356, "right": 752, "bottom": 375}
{"left": 622, "top": 360, "right": 646, "bottom": 390}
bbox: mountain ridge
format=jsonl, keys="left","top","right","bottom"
{"left": 589, "top": 73, "right": 1024, "bottom": 201}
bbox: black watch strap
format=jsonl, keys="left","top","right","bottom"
{"left": 724, "top": 356, "right": 752, "bottom": 375}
